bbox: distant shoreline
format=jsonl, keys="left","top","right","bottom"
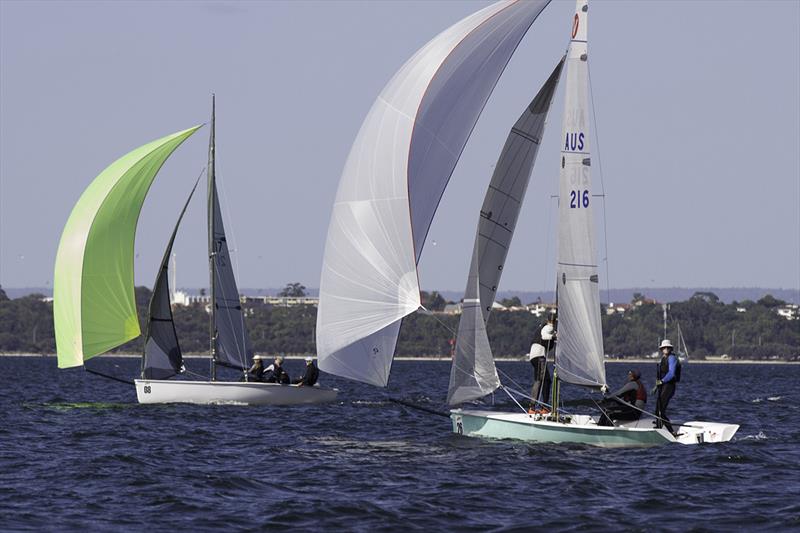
{"left": 3, "top": 353, "right": 797, "bottom": 364}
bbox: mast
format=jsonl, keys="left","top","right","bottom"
{"left": 552, "top": 284, "right": 559, "bottom": 419}
{"left": 208, "top": 94, "right": 217, "bottom": 381}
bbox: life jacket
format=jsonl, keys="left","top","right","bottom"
{"left": 622, "top": 380, "right": 647, "bottom": 404}
{"left": 658, "top": 354, "right": 682, "bottom": 383}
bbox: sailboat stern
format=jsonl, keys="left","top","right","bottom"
{"left": 673, "top": 421, "right": 740, "bottom": 445}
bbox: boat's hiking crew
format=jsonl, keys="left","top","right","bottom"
{"left": 597, "top": 369, "right": 647, "bottom": 426}
{"left": 653, "top": 339, "right": 681, "bottom": 434}
{"left": 245, "top": 354, "right": 267, "bottom": 382}
{"left": 527, "top": 314, "right": 556, "bottom": 414}
{"left": 264, "top": 356, "right": 291, "bottom": 384}
{"left": 294, "top": 356, "right": 320, "bottom": 386}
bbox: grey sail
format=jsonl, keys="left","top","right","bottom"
{"left": 447, "top": 244, "right": 499, "bottom": 405}
{"left": 208, "top": 96, "right": 252, "bottom": 372}
{"left": 448, "top": 59, "right": 564, "bottom": 405}
{"left": 142, "top": 177, "right": 201, "bottom": 379}
{"left": 210, "top": 187, "right": 252, "bottom": 369}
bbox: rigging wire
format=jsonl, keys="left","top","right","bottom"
{"left": 587, "top": 62, "right": 613, "bottom": 305}
{"left": 420, "top": 305, "right": 561, "bottom": 413}
{"left": 85, "top": 367, "right": 135, "bottom": 386}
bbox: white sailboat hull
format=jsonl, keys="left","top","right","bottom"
{"left": 135, "top": 379, "right": 338, "bottom": 406}
{"left": 450, "top": 409, "right": 739, "bottom": 448}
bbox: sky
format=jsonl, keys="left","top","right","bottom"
{"left": 1, "top": 0, "right": 798, "bottom": 295}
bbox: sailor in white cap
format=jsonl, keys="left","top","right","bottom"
{"left": 246, "top": 354, "right": 267, "bottom": 382}
{"left": 653, "top": 339, "right": 682, "bottom": 434}
{"left": 527, "top": 313, "right": 556, "bottom": 413}
{"left": 293, "top": 356, "right": 320, "bottom": 387}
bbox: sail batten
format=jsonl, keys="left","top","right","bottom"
{"left": 317, "top": 0, "right": 550, "bottom": 387}
{"left": 554, "top": 0, "right": 606, "bottom": 389}
{"left": 448, "top": 58, "right": 564, "bottom": 406}
{"left": 54, "top": 126, "right": 202, "bottom": 369}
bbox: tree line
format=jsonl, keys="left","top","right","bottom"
{"left": 0, "top": 286, "right": 797, "bottom": 360}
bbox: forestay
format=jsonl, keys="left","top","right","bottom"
{"left": 554, "top": 0, "right": 605, "bottom": 388}
{"left": 142, "top": 177, "right": 200, "bottom": 380}
{"left": 317, "top": 0, "right": 551, "bottom": 387}
{"left": 54, "top": 126, "right": 201, "bottom": 369}
{"left": 448, "top": 59, "right": 564, "bottom": 405}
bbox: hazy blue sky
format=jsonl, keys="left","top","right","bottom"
{"left": 1, "top": 0, "right": 798, "bottom": 294}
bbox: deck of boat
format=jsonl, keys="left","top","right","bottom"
{"left": 450, "top": 409, "right": 738, "bottom": 447}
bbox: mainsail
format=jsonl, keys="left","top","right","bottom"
{"left": 142, "top": 177, "right": 200, "bottom": 380}
{"left": 54, "top": 126, "right": 202, "bottom": 369}
{"left": 317, "top": 0, "right": 551, "bottom": 387}
{"left": 448, "top": 58, "right": 564, "bottom": 405}
{"left": 208, "top": 97, "right": 252, "bottom": 372}
{"left": 554, "top": 0, "right": 606, "bottom": 388}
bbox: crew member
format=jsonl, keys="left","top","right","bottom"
{"left": 597, "top": 369, "right": 647, "bottom": 426}
{"left": 528, "top": 314, "right": 556, "bottom": 413}
{"left": 653, "top": 339, "right": 681, "bottom": 434}
{"left": 264, "top": 356, "right": 290, "bottom": 384}
{"left": 245, "top": 354, "right": 267, "bottom": 382}
{"left": 293, "top": 356, "right": 320, "bottom": 386}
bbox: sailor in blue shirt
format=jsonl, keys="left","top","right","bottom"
{"left": 653, "top": 339, "right": 682, "bottom": 434}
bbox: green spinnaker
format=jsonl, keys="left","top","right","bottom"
{"left": 54, "top": 125, "right": 202, "bottom": 369}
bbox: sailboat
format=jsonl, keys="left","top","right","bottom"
{"left": 53, "top": 97, "right": 337, "bottom": 406}
{"left": 315, "top": 0, "right": 736, "bottom": 446}
{"left": 449, "top": 0, "right": 736, "bottom": 446}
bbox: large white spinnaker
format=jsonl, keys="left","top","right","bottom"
{"left": 554, "top": 0, "right": 606, "bottom": 388}
{"left": 317, "top": 0, "right": 551, "bottom": 387}
{"left": 448, "top": 59, "right": 565, "bottom": 405}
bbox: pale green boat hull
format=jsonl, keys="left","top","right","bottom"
{"left": 450, "top": 409, "right": 738, "bottom": 448}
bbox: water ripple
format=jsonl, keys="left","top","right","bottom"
{"left": 0, "top": 357, "right": 798, "bottom": 531}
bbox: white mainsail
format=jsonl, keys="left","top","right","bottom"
{"left": 317, "top": 0, "right": 551, "bottom": 387}
{"left": 554, "top": 0, "right": 606, "bottom": 388}
{"left": 448, "top": 59, "right": 565, "bottom": 405}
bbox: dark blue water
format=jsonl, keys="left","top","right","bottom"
{"left": 1, "top": 357, "right": 798, "bottom": 531}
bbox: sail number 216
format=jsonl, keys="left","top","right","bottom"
{"left": 569, "top": 190, "right": 589, "bottom": 209}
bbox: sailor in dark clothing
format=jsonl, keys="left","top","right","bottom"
{"left": 597, "top": 369, "right": 647, "bottom": 426}
{"left": 264, "top": 356, "right": 290, "bottom": 384}
{"left": 652, "top": 339, "right": 681, "bottom": 434}
{"left": 293, "top": 356, "right": 319, "bottom": 386}
{"left": 245, "top": 354, "right": 267, "bottom": 382}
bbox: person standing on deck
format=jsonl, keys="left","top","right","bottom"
{"left": 653, "top": 340, "right": 681, "bottom": 434}
{"left": 528, "top": 314, "right": 556, "bottom": 413}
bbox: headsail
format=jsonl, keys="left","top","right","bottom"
{"left": 208, "top": 97, "right": 252, "bottom": 372}
{"left": 448, "top": 58, "right": 564, "bottom": 405}
{"left": 554, "top": 0, "right": 606, "bottom": 388}
{"left": 317, "top": 0, "right": 551, "bottom": 387}
{"left": 142, "top": 176, "right": 201, "bottom": 380}
{"left": 54, "top": 126, "right": 202, "bottom": 369}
